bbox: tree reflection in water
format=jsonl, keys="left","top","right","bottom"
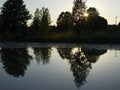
{"left": 0, "top": 45, "right": 107, "bottom": 88}
{"left": 33, "top": 47, "right": 52, "bottom": 64}
{"left": 1, "top": 48, "right": 32, "bottom": 77}
{"left": 82, "top": 48, "right": 107, "bottom": 63}
{"left": 57, "top": 47, "right": 107, "bottom": 89}
{"left": 57, "top": 48, "right": 73, "bottom": 60}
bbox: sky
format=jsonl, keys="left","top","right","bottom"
{"left": 0, "top": 0, "right": 120, "bottom": 25}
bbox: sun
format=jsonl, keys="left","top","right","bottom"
{"left": 84, "top": 13, "right": 89, "bottom": 17}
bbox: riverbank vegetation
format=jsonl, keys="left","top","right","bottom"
{"left": 0, "top": 0, "right": 120, "bottom": 43}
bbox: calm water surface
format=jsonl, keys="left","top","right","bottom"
{"left": 0, "top": 43, "right": 120, "bottom": 90}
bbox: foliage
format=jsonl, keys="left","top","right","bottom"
{"left": 87, "top": 7, "right": 99, "bottom": 17}
{"left": 57, "top": 11, "right": 74, "bottom": 32}
{"left": 72, "top": 0, "right": 87, "bottom": 33}
{"left": 0, "top": 0, "right": 119, "bottom": 43}
{"left": 1, "top": 48, "right": 32, "bottom": 77}
{"left": 40, "top": 7, "right": 51, "bottom": 33}
{"left": 106, "top": 25, "right": 120, "bottom": 31}
{"left": 31, "top": 8, "right": 41, "bottom": 32}
{"left": 118, "top": 22, "right": 120, "bottom": 27}
{"left": 57, "top": 47, "right": 91, "bottom": 88}
{"left": 87, "top": 16, "right": 108, "bottom": 32}
{"left": 0, "top": 0, "right": 31, "bottom": 36}
{"left": 86, "top": 7, "right": 108, "bottom": 32}
{"left": 72, "top": 0, "right": 86, "bottom": 22}
{"left": 82, "top": 48, "right": 107, "bottom": 63}
{"left": 0, "top": 14, "right": 1, "bottom": 29}
{"left": 33, "top": 47, "right": 52, "bottom": 64}
{"left": 31, "top": 7, "right": 51, "bottom": 37}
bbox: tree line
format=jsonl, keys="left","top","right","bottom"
{"left": 0, "top": 0, "right": 118, "bottom": 42}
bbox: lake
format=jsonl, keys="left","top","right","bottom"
{"left": 0, "top": 43, "right": 120, "bottom": 90}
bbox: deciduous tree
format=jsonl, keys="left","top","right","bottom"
{"left": 87, "top": 7, "right": 99, "bottom": 17}
{"left": 87, "top": 16, "right": 108, "bottom": 31}
{"left": 72, "top": 0, "right": 87, "bottom": 33}
{"left": 57, "top": 11, "right": 74, "bottom": 32}
{"left": 31, "top": 7, "right": 51, "bottom": 37}
{"left": 31, "top": 8, "right": 41, "bottom": 32}
{"left": 72, "top": 0, "right": 86, "bottom": 22}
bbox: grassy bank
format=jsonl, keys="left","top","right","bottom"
{"left": 0, "top": 31, "right": 120, "bottom": 44}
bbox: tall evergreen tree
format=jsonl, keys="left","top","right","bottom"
{"left": 0, "top": 0, "right": 31, "bottom": 36}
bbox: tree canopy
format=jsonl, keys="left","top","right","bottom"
{"left": 0, "top": 0, "right": 113, "bottom": 42}
{"left": 118, "top": 22, "right": 120, "bottom": 26}
{"left": 86, "top": 7, "right": 108, "bottom": 32}
{"left": 87, "top": 7, "right": 99, "bottom": 17}
{"left": 87, "top": 16, "right": 108, "bottom": 31}
{"left": 0, "top": 0, "right": 31, "bottom": 41}
{"left": 31, "top": 8, "right": 41, "bottom": 32}
{"left": 1, "top": 48, "right": 32, "bottom": 77}
{"left": 0, "top": 0, "right": 31, "bottom": 34}
{"left": 72, "top": 0, "right": 86, "bottom": 22}
{"left": 31, "top": 7, "right": 51, "bottom": 37}
{"left": 72, "top": 0, "right": 87, "bottom": 33}
{"left": 57, "top": 11, "right": 74, "bottom": 32}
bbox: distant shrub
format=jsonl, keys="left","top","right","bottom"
{"left": 106, "top": 25, "right": 120, "bottom": 31}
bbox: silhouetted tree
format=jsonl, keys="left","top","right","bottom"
{"left": 0, "top": 0, "right": 31, "bottom": 40}
{"left": 87, "top": 16, "right": 108, "bottom": 32}
{"left": 106, "top": 25, "right": 120, "bottom": 31}
{"left": 70, "top": 50, "right": 91, "bottom": 88}
{"left": 57, "top": 46, "right": 108, "bottom": 89}
{"left": 57, "top": 47, "right": 91, "bottom": 88}
{"left": 82, "top": 48, "right": 107, "bottom": 63}
{"left": 57, "top": 46, "right": 107, "bottom": 88}
{"left": 0, "top": 13, "right": 1, "bottom": 30}
{"left": 33, "top": 47, "right": 51, "bottom": 64}
{"left": 72, "top": 0, "right": 87, "bottom": 33}
{"left": 40, "top": 7, "right": 51, "bottom": 36}
{"left": 86, "top": 7, "right": 108, "bottom": 32}
{"left": 31, "top": 8, "right": 41, "bottom": 32}
{"left": 31, "top": 7, "right": 51, "bottom": 38}
{"left": 118, "top": 22, "right": 120, "bottom": 27}
{"left": 72, "top": 0, "right": 86, "bottom": 22}
{"left": 57, "top": 11, "right": 74, "bottom": 33}
{"left": 57, "top": 47, "right": 73, "bottom": 60}
{"left": 1, "top": 48, "right": 32, "bottom": 77}
{"left": 87, "top": 7, "right": 99, "bottom": 17}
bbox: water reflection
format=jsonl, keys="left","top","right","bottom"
{"left": 82, "top": 48, "right": 107, "bottom": 63}
{"left": 1, "top": 48, "right": 32, "bottom": 77}
{"left": 57, "top": 47, "right": 73, "bottom": 60}
{"left": 33, "top": 47, "right": 52, "bottom": 64}
{"left": 0, "top": 45, "right": 108, "bottom": 89}
{"left": 57, "top": 47, "right": 107, "bottom": 88}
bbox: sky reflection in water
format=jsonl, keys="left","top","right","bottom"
{"left": 0, "top": 43, "right": 120, "bottom": 90}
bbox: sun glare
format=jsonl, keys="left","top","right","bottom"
{"left": 84, "top": 13, "right": 89, "bottom": 17}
